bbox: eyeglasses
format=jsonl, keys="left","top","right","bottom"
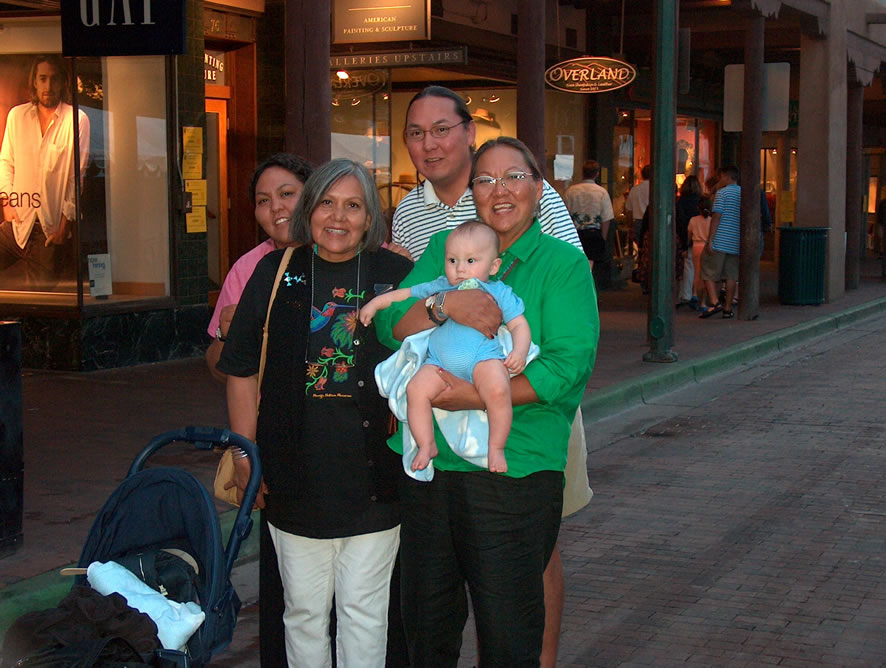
{"left": 470, "top": 172, "right": 533, "bottom": 194}
{"left": 403, "top": 120, "right": 468, "bottom": 143}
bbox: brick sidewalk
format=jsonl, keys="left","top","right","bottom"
{"left": 2, "top": 259, "right": 885, "bottom": 664}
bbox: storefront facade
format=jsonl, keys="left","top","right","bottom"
{"left": 2, "top": 0, "right": 883, "bottom": 370}
{"left": 0, "top": 0, "right": 255, "bottom": 370}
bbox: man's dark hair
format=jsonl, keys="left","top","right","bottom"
{"left": 641, "top": 164, "right": 652, "bottom": 181}
{"left": 582, "top": 160, "right": 601, "bottom": 181}
{"left": 405, "top": 86, "right": 472, "bottom": 126}
{"left": 249, "top": 153, "right": 313, "bottom": 203}
{"left": 29, "top": 54, "right": 70, "bottom": 105}
{"left": 720, "top": 165, "right": 740, "bottom": 183}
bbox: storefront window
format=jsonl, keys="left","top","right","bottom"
{"left": 612, "top": 109, "right": 634, "bottom": 219}
{"left": 1, "top": 49, "right": 170, "bottom": 306}
{"left": 330, "top": 70, "right": 392, "bottom": 222}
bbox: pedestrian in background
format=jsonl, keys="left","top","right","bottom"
{"left": 625, "top": 164, "right": 651, "bottom": 249}
{"left": 675, "top": 176, "right": 702, "bottom": 307}
{"left": 700, "top": 165, "right": 741, "bottom": 319}
{"left": 688, "top": 197, "right": 712, "bottom": 310}
{"left": 566, "top": 159, "right": 615, "bottom": 268}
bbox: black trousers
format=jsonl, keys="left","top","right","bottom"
{"left": 398, "top": 468, "right": 562, "bottom": 668}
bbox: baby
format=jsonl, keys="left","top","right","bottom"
{"left": 360, "top": 220, "right": 530, "bottom": 474}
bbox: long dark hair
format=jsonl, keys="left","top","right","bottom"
{"left": 29, "top": 55, "right": 70, "bottom": 105}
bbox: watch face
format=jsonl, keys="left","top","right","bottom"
{"left": 425, "top": 296, "right": 435, "bottom": 307}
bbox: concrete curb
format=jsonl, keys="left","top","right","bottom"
{"left": 582, "top": 296, "right": 886, "bottom": 422}
{"left": 2, "top": 295, "right": 885, "bottom": 635}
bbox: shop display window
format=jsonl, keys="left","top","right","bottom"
{"left": 330, "top": 72, "right": 393, "bottom": 222}
{"left": 615, "top": 108, "right": 719, "bottom": 196}
{"left": 1, "top": 49, "right": 170, "bottom": 309}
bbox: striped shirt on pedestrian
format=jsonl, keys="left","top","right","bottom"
{"left": 711, "top": 183, "right": 741, "bottom": 255}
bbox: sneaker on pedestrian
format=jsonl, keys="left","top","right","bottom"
{"left": 699, "top": 303, "right": 723, "bottom": 319}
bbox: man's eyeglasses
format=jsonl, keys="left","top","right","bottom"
{"left": 470, "top": 172, "right": 533, "bottom": 194}
{"left": 404, "top": 120, "right": 468, "bottom": 143}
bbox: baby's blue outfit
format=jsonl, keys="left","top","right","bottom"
{"left": 410, "top": 276, "right": 525, "bottom": 381}
{"left": 373, "top": 276, "right": 531, "bottom": 482}
{"left": 374, "top": 327, "right": 541, "bottom": 482}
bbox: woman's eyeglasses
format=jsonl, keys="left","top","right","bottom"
{"left": 403, "top": 120, "right": 468, "bottom": 143}
{"left": 470, "top": 172, "right": 533, "bottom": 195}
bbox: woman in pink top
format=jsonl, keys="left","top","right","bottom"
{"left": 205, "top": 153, "right": 313, "bottom": 382}
{"left": 687, "top": 198, "right": 712, "bottom": 309}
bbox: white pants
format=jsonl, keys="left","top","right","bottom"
{"left": 268, "top": 522, "right": 400, "bottom": 668}
{"left": 680, "top": 253, "right": 695, "bottom": 302}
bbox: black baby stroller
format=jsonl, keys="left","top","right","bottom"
{"left": 35, "top": 426, "right": 261, "bottom": 667}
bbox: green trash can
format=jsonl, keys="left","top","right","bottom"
{"left": 778, "top": 227, "right": 827, "bottom": 305}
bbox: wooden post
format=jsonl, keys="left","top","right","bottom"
{"left": 517, "top": 0, "right": 546, "bottom": 176}
{"left": 845, "top": 78, "right": 864, "bottom": 290}
{"left": 738, "top": 13, "right": 764, "bottom": 320}
{"left": 285, "top": 0, "right": 331, "bottom": 165}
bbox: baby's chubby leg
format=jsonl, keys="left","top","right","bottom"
{"left": 472, "top": 359, "right": 512, "bottom": 473}
{"left": 406, "top": 365, "right": 449, "bottom": 472}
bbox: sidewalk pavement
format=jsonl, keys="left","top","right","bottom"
{"left": 1, "top": 259, "right": 885, "bottom": 662}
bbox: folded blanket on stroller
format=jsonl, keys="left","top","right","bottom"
{"left": 374, "top": 326, "right": 540, "bottom": 482}
{"left": 87, "top": 561, "right": 205, "bottom": 651}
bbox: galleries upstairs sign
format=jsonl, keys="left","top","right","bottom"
{"left": 62, "top": 0, "right": 187, "bottom": 57}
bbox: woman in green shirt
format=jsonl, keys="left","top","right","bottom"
{"left": 373, "top": 137, "right": 599, "bottom": 665}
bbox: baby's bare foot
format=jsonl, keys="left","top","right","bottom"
{"left": 412, "top": 444, "right": 438, "bottom": 471}
{"left": 488, "top": 450, "right": 508, "bottom": 473}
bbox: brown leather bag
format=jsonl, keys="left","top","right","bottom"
{"left": 213, "top": 247, "right": 294, "bottom": 506}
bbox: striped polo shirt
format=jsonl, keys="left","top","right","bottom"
{"left": 392, "top": 178, "right": 581, "bottom": 260}
{"left": 711, "top": 183, "right": 741, "bottom": 255}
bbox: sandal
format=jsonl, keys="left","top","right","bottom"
{"left": 722, "top": 310, "right": 735, "bottom": 319}
{"left": 699, "top": 303, "right": 722, "bottom": 319}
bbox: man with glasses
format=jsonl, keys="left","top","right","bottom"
{"left": 392, "top": 85, "right": 580, "bottom": 259}
{"left": 391, "top": 85, "right": 589, "bottom": 668}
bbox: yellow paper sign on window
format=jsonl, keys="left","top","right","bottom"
{"left": 182, "top": 152, "right": 202, "bottom": 180}
{"left": 186, "top": 179, "right": 207, "bottom": 207}
{"left": 187, "top": 206, "right": 207, "bottom": 233}
{"left": 183, "top": 126, "right": 203, "bottom": 154}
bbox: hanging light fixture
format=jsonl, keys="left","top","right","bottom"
{"left": 336, "top": 70, "right": 349, "bottom": 80}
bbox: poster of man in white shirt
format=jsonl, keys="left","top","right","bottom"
{"left": 0, "top": 54, "right": 90, "bottom": 291}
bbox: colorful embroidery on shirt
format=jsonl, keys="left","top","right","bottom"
{"left": 305, "top": 286, "right": 364, "bottom": 394}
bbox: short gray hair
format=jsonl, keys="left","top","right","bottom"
{"left": 290, "top": 159, "right": 387, "bottom": 252}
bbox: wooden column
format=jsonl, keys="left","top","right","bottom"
{"left": 517, "top": 0, "right": 546, "bottom": 176}
{"left": 285, "top": 0, "right": 331, "bottom": 165}
{"left": 738, "top": 13, "right": 764, "bottom": 320}
{"left": 844, "top": 78, "right": 864, "bottom": 290}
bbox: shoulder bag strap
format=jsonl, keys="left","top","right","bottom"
{"left": 257, "top": 246, "right": 295, "bottom": 408}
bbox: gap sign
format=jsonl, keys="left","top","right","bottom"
{"left": 62, "top": 1, "right": 186, "bottom": 57}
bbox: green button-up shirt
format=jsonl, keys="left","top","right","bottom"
{"left": 374, "top": 220, "right": 599, "bottom": 478}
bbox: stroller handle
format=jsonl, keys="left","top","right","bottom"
{"left": 128, "top": 426, "right": 262, "bottom": 577}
